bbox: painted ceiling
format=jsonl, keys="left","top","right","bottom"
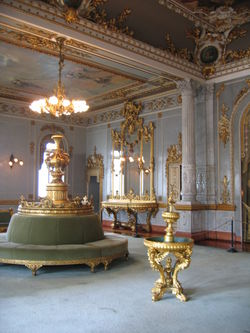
{"left": 0, "top": 0, "right": 249, "bottom": 121}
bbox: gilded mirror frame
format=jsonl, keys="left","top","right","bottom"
{"left": 110, "top": 101, "right": 156, "bottom": 201}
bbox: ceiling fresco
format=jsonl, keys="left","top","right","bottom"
{"left": 0, "top": 0, "right": 249, "bottom": 123}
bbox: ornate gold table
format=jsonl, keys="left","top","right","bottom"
{"left": 101, "top": 200, "right": 158, "bottom": 234}
{"left": 144, "top": 236, "right": 194, "bottom": 302}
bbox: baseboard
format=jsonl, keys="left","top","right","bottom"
{"left": 102, "top": 220, "right": 243, "bottom": 250}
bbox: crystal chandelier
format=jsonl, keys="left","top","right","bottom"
{"left": 29, "top": 37, "right": 89, "bottom": 117}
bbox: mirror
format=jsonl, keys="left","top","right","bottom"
{"left": 110, "top": 101, "right": 156, "bottom": 201}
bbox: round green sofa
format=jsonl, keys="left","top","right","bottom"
{"left": 0, "top": 213, "right": 128, "bottom": 275}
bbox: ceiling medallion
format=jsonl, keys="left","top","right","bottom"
{"left": 29, "top": 37, "right": 89, "bottom": 117}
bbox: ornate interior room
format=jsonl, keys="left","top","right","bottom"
{"left": 0, "top": 1, "right": 250, "bottom": 332}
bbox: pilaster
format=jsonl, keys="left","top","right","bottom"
{"left": 205, "top": 83, "right": 216, "bottom": 204}
{"left": 178, "top": 79, "right": 197, "bottom": 204}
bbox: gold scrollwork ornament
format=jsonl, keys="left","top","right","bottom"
{"left": 218, "top": 103, "right": 230, "bottom": 147}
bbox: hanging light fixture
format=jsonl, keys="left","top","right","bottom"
{"left": 29, "top": 37, "right": 89, "bottom": 117}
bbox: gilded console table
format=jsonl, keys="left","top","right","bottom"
{"left": 144, "top": 236, "right": 193, "bottom": 302}
{"left": 101, "top": 200, "right": 158, "bottom": 234}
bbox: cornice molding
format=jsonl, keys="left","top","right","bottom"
{"left": 0, "top": 0, "right": 201, "bottom": 80}
{"left": 86, "top": 92, "right": 181, "bottom": 127}
{"left": 158, "top": 0, "right": 214, "bottom": 30}
{"left": 207, "top": 58, "right": 250, "bottom": 83}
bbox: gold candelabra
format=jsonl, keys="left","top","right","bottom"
{"left": 162, "top": 191, "right": 180, "bottom": 242}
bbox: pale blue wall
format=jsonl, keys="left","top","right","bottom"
{"left": 0, "top": 114, "right": 87, "bottom": 207}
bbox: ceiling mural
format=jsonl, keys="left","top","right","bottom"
{"left": 0, "top": 0, "right": 249, "bottom": 125}
{"left": 0, "top": 41, "right": 140, "bottom": 104}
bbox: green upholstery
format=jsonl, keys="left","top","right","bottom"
{"left": 7, "top": 214, "right": 104, "bottom": 245}
{"left": 0, "top": 214, "right": 128, "bottom": 272}
{"left": 0, "top": 233, "right": 128, "bottom": 262}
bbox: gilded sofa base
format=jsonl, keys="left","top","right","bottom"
{"left": 0, "top": 251, "right": 129, "bottom": 276}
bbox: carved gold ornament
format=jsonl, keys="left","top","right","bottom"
{"left": 165, "top": 33, "right": 193, "bottom": 62}
{"left": 144, "top": 194, "right": 193, "bottom": 302}
{"left": 185, "top": 6, "right": 250, "bottom": 77}
{"left": 166, "top": 133, "right": 182, "bottom": 201}
{"left": 46, "top": 0, "right": 134, "bottom": 36}
{"left": 18, "top": 134, "right": 93, "bottom": 216}
{"left": 220, "top": 175, "right": 230, "bottom": 204}
{"left": 0, "top": 252, "right": 128, "bottom": 276}
{"left": 218, "top": 103, "right": 230, "bottom": 147}
{"left": 87, "top": 146, "right": 104, "bottom": 170}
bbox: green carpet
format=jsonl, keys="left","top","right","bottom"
{"left": 0, "top": 235, "right": 250, "bottom": 333}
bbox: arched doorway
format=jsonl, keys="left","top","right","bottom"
{"left": 241, "top": 107, "right": 250, "bottom": 248}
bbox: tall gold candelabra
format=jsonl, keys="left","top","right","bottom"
{"left": 144, "top": 192, "right": 194, "bottom": 302}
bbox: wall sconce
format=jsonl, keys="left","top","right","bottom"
{"left": 9, "top": 154, "right": 24, "bottom": 168}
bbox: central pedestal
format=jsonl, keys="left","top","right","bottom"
{"left": 144, "top": 236, "right": 193, "bottom": 302}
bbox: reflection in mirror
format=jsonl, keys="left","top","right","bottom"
{"left": 102, "top": 101, "right": 158, "bottom": 234}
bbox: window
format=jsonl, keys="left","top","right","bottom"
{"left": 38, "top": 142, "right": 57, "bottom": 198}
{"left": 113, "top": 150, "right": 124, "bottom": 196}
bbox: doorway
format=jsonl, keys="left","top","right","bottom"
{"left": 241, "top": 108, "right": 250, "bottom": 246}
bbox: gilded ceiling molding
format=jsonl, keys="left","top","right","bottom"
{"left": 0, "top": 0, "right": 200, "bottom": 79}
{"left": 165, "top": 33, "right": 193, "bottom": 62}
{"left": 186, "top": 6, "right": 250, "bottom": 79}
{"left": 90, "top": 83, "right": 176, "bottom": 113}
{"left": 158, "top": 3, "right": 250, "bottom": 79}
{"left": 45, "top": 0, "right": 134, "bottom": 36}
{"left": 40, "top": 124, "right": 65, "bottom": 134}
{"left": 0, "top": 24, "right": 139, "bottom": 82}
{"left": 218, "top": 103, "right": 230, "bottom": 148}
{"left": 87, "top": 93, "right": 180, "bottom": 126}
{"left": 158, "top": 0, "right": 213, "bottom": 29}
{"left": 145, "top": 94, "right": 180, "bottom": 112}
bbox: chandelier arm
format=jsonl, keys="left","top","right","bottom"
{"left": 57, "top": 38, "right": 65, "bottom": 91}
{"left": 29, "top": 36, "right": 89, "bottom": 116}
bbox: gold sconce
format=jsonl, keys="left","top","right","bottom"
{"left": 9, "top": 154, "right": 24, "bottom": 168}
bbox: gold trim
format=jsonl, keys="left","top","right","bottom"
{"left": 165, "top": 33, "right": 193, "bottom": 62}
{"left": 0, "top": 251, "right": 128, "bottom": 275}
{"left": 218, "top": 103, "right": 230, "bottom": 147}
{"left": 0, "top": 24, "right": 141, "bottom": 83}
{"left": 166, "top": 133, "right": 182, "bottom": 201}
{"left": 174, "top": 203, "right": 236, "bottom": 211}
{"left": 0, "top": 200, "right": 19, "bottom": 205}
{"left": 216, "top": 83, "right": 225, "bottom": 203}
{"left": 144, "top": 236, "right": 193, "bottom": 302}
{"left": 0, "top": 0, "right": 199, "bottom": 79}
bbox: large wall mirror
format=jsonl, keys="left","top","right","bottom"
{"left": 110, "top": 101, "right": 156, "bottom": 201}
